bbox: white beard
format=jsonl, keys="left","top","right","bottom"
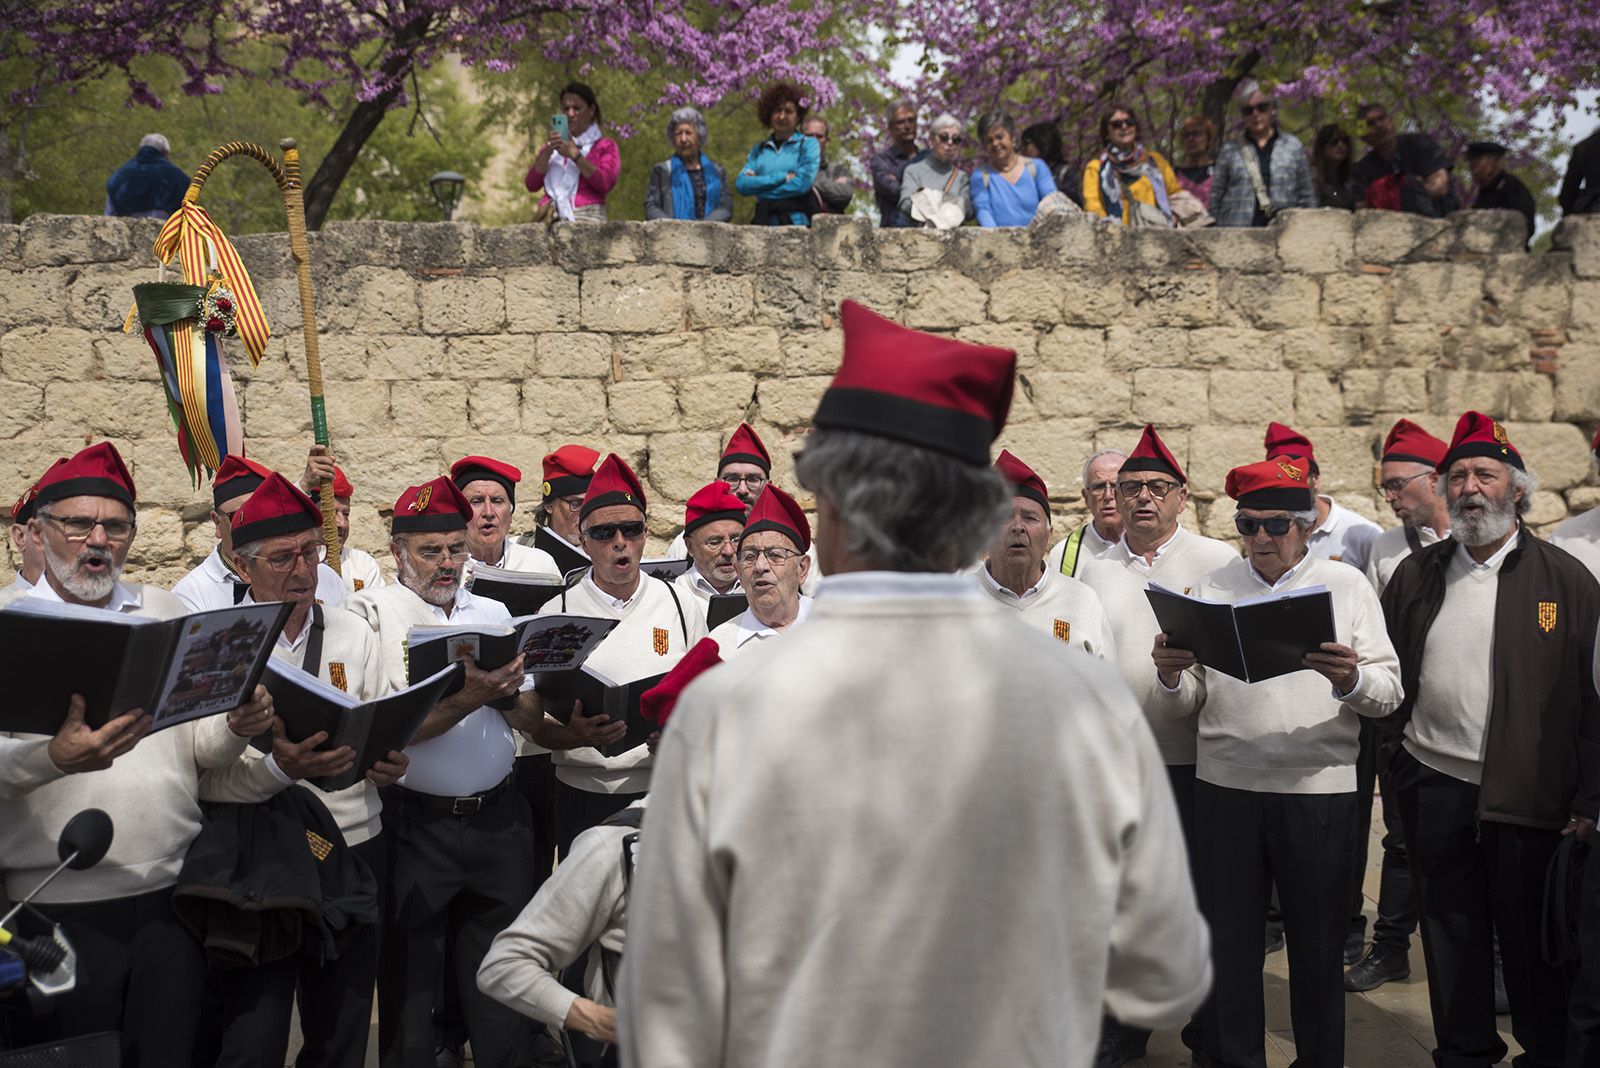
{"left": 1448, "top": 491, "right": 1517, "bottom": 548}
{"left": 44, "top": 541, "right": 120, "bottom": 603}
{"left": 398, "top": 556, "right": 459, "bottom": 607}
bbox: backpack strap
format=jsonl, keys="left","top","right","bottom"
{"left": 1403, "top": 527, "right": 1422, "bottom": 554}
{"left": 1057, "top": 525, "right": 1087, "bottom": 577}
{"left": 651, "top": 575, "right": 690, "bottom": 644}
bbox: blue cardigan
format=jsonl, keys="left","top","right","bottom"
{"left": 971, "top": 159, "right": 1057, "bottom": 227}
{"left": 735, "top": 133, "right": 821, "bottom": 225}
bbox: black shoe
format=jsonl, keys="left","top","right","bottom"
{"left": 1093, "top": 1028, "right": 1149, "bottom": 1068}
{"left": 1344, "top": 948, "right": 1410, "bottom": 992}
{"left": 433, "top": 1044, "right": 463, "bottom": 1068}
{"left": 1265, "top": 928, "right": 1285, "bottom": 954}
{"left": 1343, "top": 928, "right": 1366, "bottom": 965}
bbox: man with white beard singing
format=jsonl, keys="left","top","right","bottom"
{"left": 1380, "top": 411, "right": 1600, "bottom": 1068}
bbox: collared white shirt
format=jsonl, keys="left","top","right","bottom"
{"left": 1120, "top": 525, "right": 1181, "bottom": 574}
{"left": 1246, "top": 554, "right": 1307, "bottom": 592}
{"left": 24, "top": 576, "right": 141, "bottom": 613}
{"left": 816, "top": 571, "right": 985, "bottom": 602}
{"left": 1307, "top": 497, "right": 1382, "bottom": 573}
{"left": 978, "top": 562, "right": 1046, "bottom": 601}
{"left": 679, "top": 564, "right": 739, "bottom": 599}
{"left": 726, "top": 595, "right": 813, "bottom": 649}
{"left": 1464, "top": 531, "right": 1519, "bottom": 572}
{"left": 582, "top": 569, "right": 643, "bottom": 611}
{"left": 172, "top": 546, "right": 346, "bottom": 612}
{"left": 240, "top": 592, "right": 310, "bottom": 653}
{"left": 4, "top": 574, "right": 35, "bottom": 597}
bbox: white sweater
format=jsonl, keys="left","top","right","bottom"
{"left": 540, "top": 573, "right": 708, "bottom": 794}
{"left": 618, "top": 571, "right": 1210, "bottom": 1068}
{"left": 1077, "top": 528, "right": 1241, "bottom": 764}
{"left": 201, "top": 602, "right": 389, "bottom": 845}
{"left": 0, "top": 583, "right": 254, "bottom": 903}
{"left": 338, "top": 545, "right": 386, "bottom": 594}
{"left": 478, "top": 802, "right": 641, "bottom": 1029}
{"left": 1150, "top": 555, "right": 1403, "bottom": 794}
{"left": 1365, "top": 523, "right": 1448, "bottom": 595}
{"left": 1552, "top": 506, "right": 1600, "bottom": 583}
{"left": 977, "top": 564, "right": 1115, "bottom": 658}
{"left": 707, "top": 597, "right": 812, "bottom": 659}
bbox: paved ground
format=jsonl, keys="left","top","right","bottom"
{"left": 317, "top": 796, "right": 1517, "bottom": 1067}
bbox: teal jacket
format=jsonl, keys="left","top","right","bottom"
{"left": 735, "top": 133, "right": 821, "bottom": 225}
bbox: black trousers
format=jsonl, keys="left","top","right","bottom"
{"left": 1348, "top": 720, "right": 1419, "bottom": 956}
{"left": 555, "top": 781, "right": 644, "bottom": 860}
{"left": 1392, "top": 745, "right": 1570, "bottom": 1068}
{"left": 10, "top": 886, "right": 209, "bottom": 1068}
{"left": 1195, "top": 781, "right": 1356, "bottom": 1068}
{"left": 209, "top": 834, "right": 388, "bottom": 1068}
{"left": 1571, "top": 840, "right": 1600, "bottom": 1067}
{"left": 377, "top": 783, "right": 536, "bottom": 1068}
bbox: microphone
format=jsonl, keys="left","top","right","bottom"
{"left": 57, "top": 809, "right": 113, "bottom": 870}
{"left": 0, "top": 809, "right": 114, "bottom": 997}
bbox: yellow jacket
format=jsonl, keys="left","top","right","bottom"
{"left": 1082, "top": 151, "right": 1180, "bottom": 223}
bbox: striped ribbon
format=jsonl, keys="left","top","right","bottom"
{"left": 152, "top": 202, "right": 270, "bottom": 365}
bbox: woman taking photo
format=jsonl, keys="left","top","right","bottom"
{"left": 644, "top": 107, "right": 733, "bottom": 221}
{"left": 736, "top": 82, "right": 821, "bottom": 226}
{"left": 525, "top": 82, "right": 620, "bottom": 223}
{"left": 971, "top": 111, "right": 1058, "bottom": 227}
{"left": 1081, "top": 104, "right": 1180, "bottom": 226}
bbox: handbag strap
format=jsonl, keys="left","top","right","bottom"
{"left": 1237, "top": 140, "right": 1276, "bottom": 217}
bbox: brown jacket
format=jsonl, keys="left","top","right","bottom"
{"left": 1381, "top": 527, "right": 1600, "bottom": 829}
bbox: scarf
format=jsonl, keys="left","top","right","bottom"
{"left": 669, "top": 154, "right": 722, "bottom": 220}
{"left": 1098, "top": 143, "right": 1172, "bottom": 222}
{"left": 547, "top": 123, "right": 604, "bottom": 221}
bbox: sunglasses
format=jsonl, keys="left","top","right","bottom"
{"left": 935, "top": 133, "right": 964, "bottom": 145}
{"left": 1240, "top": 102, "right": 1274, "bottom": 116}
{"left": 1107, "top": 118, "right": 1137, "bottom": 130}
{"left": 1234, "top": 515, "right": 1295, "bottom": 537}
{"left": 583, "top": 520, "right": 647, "bottom": 541}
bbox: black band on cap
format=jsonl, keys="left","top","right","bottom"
{"left": 391, "top": 514, "right": 469, "bottom": 535}
{"left": 739, "top": 519, "right": 806, "bottom": 551}
{"left": 37, "top": 477, "right": 135, "bottom": 509}
{"left": 1440, "top": 442, "right": 1525, "bottom": 472}
{"left": 1011, "top": 483, "right": 1049, "bottom": 513}
{"left": 1382, "top": 451, "right": 1439, "bottom": 467}
{"left": 685, "top": 508, "right": 747, "bottom": 537}
{"left": 14, "top": 500, "right": 37, "bottom": 524}
{"left": 453, "top": 468, "right": 516, "bottom": 506}
{"left": 719, "top": 452, "right": 771, "bottom": 475}
{"left": 232, "top": 512, "right": 319, "bottom": 547}
{"left": 213, "top": 474, "right": 264, "bottom": 509}
{"left": 1118, "top": 456, "right": 1185, "bottom": 484}
{"left": 813, "top": 386, "right": 995, "bottom": 467}
{"left": 1236, "top": 487, "right": 1314, "bottom": 511}
{"left": 543, "top": 474, "right": 591, "bottom": 498}
{"left": 579, "top": 493, "right": 644, "bottom": 523}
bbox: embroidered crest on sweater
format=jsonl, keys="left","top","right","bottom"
{"left": 653, "top": 627, "right": 670, "bottom": 655}
{"left": 1053, "top": 619, "right": 1070, "bottom": 643}
{"left": 328, "top": 663, "right": 348, "bottom": 692}
{"left": 306, "top": 830, "right": 333, "bottom": 861}
{"left": 1539, "top": 601, "right": 1558, "bottom": 633}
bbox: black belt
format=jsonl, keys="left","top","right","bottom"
{"left": 395, "top": 776, "right": 511, "bottom": 816}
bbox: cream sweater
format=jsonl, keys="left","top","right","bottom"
{"left": 338, "top": 545, "right": 387, "bottom": 594}
{"left": 1403, "top": 546, "right": 1505, "bottom": 785}
{"left": 478, "top": 802, "right": 641, "bottom": 1029}
{"left": 0, "top": 583, "right": 254, "bottom": 903}
{"left": 540, "top": 573, "right": 707, "bottom": 793}
{"left": 618, "top": 572, "right": 1210, "bottom": 1068}
{"left": 978, "top": 564, "right": 1115, "bottom": 658}
{"left": 1150, "top": 555, "right": 1403, "bottom": 794}
{"left": 1077, "top": 528, "right": 1241, "bottom": 764}
{"left": 1365, "top": 523, "right": 1448, "bottom": 595}
{"left": 1552, "top": 506, "right": 1600, "bottom": 583}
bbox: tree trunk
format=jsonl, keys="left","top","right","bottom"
{"left": 1201, "top": 50, "right": 1261, "bottom": 140}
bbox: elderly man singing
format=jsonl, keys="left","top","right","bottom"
{"left": 707, "top": 484, "right": 813, "bottom": 657}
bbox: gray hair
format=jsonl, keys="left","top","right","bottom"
{"left": 139, "top": 133, "right": 171, "bottom": 154}
{"left": 1435, "top": 460, "right": 1538, "bottom": 516}
{"left": 1233, "top": 79, "right": 1271, "bottom": 105}
{"left": 1081, "top": 449, "right": 1127, "bottom": 487}
{"left": 666, "top": 107, "right": 708, "bottom": 146}
{"left": 1290, "top": 509, "right": 1318, "bottom": 529}
{"left": 795, "top": 429, "right": 1010, "bottom": 572}
{"left": 887, "top": 98, "right": 917, "bottom": 122}
{"left": 928, "top": 112, "right": 962, "bottom": 135}
{"left": 976, "top": 111, "right": 1016, "bottom": 141}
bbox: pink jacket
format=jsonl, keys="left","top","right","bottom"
{"left": 525, "top": 138, "right": 621, "bottom": 208}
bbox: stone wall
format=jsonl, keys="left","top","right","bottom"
{"left": 1, "top": 209, "right": 1596, "bottom": 587}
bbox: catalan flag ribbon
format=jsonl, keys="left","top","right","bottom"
{"left": 124, "top": 202, "right": 268, "bottom": 482}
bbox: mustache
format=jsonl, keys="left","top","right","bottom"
{"left": 77, "top": 547, "right": 114, "bottom": 568}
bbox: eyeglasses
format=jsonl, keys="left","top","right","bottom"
{"left": 1107, "top": 118, "right": 1137, "bottom": 131}
{"left": 722, "top": 474, "right": 767, "bottom": 489}
{"left": 555, "top": 496, "right": 585, "bottom": 510}
{"left": 37, "top": 512, "right": 136, "bottom": 541}
{"left": 1240, "top": 102, "right": 1274, "bottom": 116}
{"left": 934, "top": 134, "right": 964, "bottom": 145}
{"left": 1235, "top": 515, "right": 1295, "bottom": 537}
{"left": 697, "top": 534, "right": 735, "bottom": 551}
{"left": 583, "top": 521, "right": 647, "bottom": 541}
{"left": 1084, "top": 480, "right": 1117, "bottom": 498}
{"left": 1379, "top": 472, "right": 1431, "bottom": 496}
{"left": 1116, "top": 479, "right": 1179, "bottom": 500}
{"left": 738, "top": 547, "right": 801, "bottom": 566}
{"left": 410, "top": 544, "right": 470, "bottom": 564}
{"left": 251, "top": 543, "right": 328, "bottom": 573}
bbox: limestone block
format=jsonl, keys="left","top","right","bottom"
{"left": 755, "top": 376, "right": 828, "bottom": 429}
{"left": 1503, "top": 421, "right": 1591, "bottom": 490}
{"left": 643, "top": 221, "right": 729, "bottom": 269}
{"left": 1418, "top": 211, "right": 1528, "bottom": 259}
{"left": 874, "top": 229, "right": 948, "bottom": 271}
{"left": 44, "top": 381, "right": 170, "bottom": 438}
{"left": 549, "top": 222, "right": 646, "bottom": 270}
{"left": 1060, "top": 272, "right": 1130, "bottom": 327}
{"left": 98, "top": 334, "right": 163, "bottom": 385}
{"left": 944, "top": 228, "right": 1029, "bottom": 282}
{"left": 701, "top": 327, "right": 784, "bottom": 373}
{"left": 1185, "top": 423, "right": 1264, "bottom": 492}
{"left": 468, "top": 383, "right": 522, "bottom": 434}
{"left": 336, "top": 436, "right": 445, "bottom": 504}
{"left": 686, "top": 274, "right": 755, "bottom": 329}
{"left": 1281, "top": 326, "right": 1362, "bottom": 371}
{"left": 1132, "top": 368, "right": 1210, "bottom": 426}
{"left": 390, "top": 381, "right": 472, "bottom": 437}
{"left": 903, "top": 271, "right": 988, "bottom": 328}
{"left": 1524, "top": 490, "right": 1568, "bottom": 528}
{"left": 810, "top": 215, "right": 877, "bottom": 270}
{"left": 317, "top": 221, "right": 475, "bottom": 272}
{"left": 472, "top": 224, "right": 552, "bottom": 268}
{"left": 1425, "top": 369, "right": 1515, "bottom": 417}
{"left": 1572, "top": 281, "right": 1600, "bottom": 334}
{"left": 753, "top": 273, "right": 819, "bottom": 327}
{"left": 1506, "top": 372, "right": 1555, "bottom": 421}
{"left": 1027, "top": 215, "right": 1099, "bottom": 266}
{"left": 1568, "top": 487, "right": 1600, "bottom": 513}
{"left": 678, "top": 373, "right": 756, "bottom": 431}
{"left": 614, "top": 333, "right": 705, "bottom": 380}
{"left": 317, "top": 380, "right": 392, "bottom": 437}
{"left": 0, "top": 381, "right": 45, "bottom": 438}
{"left": 1320, "top": 273, "right": 1389, "bottom": 326}
{"left": 0, "top": 267, "right": 70, "bottom": 330}
{"left": 1390, "top": 262, "right": 1485, "bottom": 325}
{"left": 1026, "top": 370, "right": 1130, "bottom": 420}
{"left": 1295, "top": 372, "right": 1344, "bottom": 424}
{"left": 1208, "top": 369, "right": 1296, "bottom": 425}
{"left": 366, "top": 335, "right": 448, "bottom": 380}
{"left": 1304, "top": 425, "right": 1383, "bottom": 491}
{"left": 1484, "top": 254, "right": 1572, "bottom": 327}
{"left": 1183, "top": 327, "right": 1284, "bottom": 370}
{"left": 993, "top": 418, "right": 1098, "bottom": 492}
{"left": 1184, "top": 228, "right": 1279, "bottom": 273}
{"left": 644, "top": 430, "right": 724, "bottom": 502}
{"left": 580, "top": 267, "right": 684, "bottom": 333}
{"left": 503, "top": 266, "right": 582, "bottom": 333}
{"left": 1036, "top": 327, "right": 1107, "bottom": 372}
{"left": 953, "top": 323, "right": 1040, "bottom": 366}
{"left": 1342, "top": 369, "right": 1429, "bottom": 417}
{"left": 818, "top": 271, "right": 906, "bottom": 321}
{"left": 0, "top": 227, "right": 18, "bottom": 262}
{"left": 446, "top": 336, "right": 536, "bottom": 381}
{"left": 1440, "top": 323, "right": 1528, "bottom": 372}
{"left": 988, "top": 270, "right": 1066, "bottom": 325}
{"left": 1359, "top": 323, "right": 1447, "bottom": 368}
{"left": 184, "top": 521, "right": 218, "bottom": 561}
{"left": 726, "top": 228, "right": 811, "bottom": 272}
{"left": 419, "top": 275, "right": 506, "bottom": 335}
{"left": 1555, "top": 352, "right": 1600, "bottom": 421}
{"left": 1222, "top": 273, "right": 1318, "bottom": 329}
{"left": 779, "top": 329, "right": 843, "bottom": 376}
{"left": 1105, "top": 325, "right": 1190, "bottom": 370}
{"left": 1354, "top": 211, "right": 1447, "bottom": 265}
{"left": 607, "top": 380, "right": 681, "bottom": 434}
{"left": 0, "top": 325, "right": 99, "bottom": 383}
{"left": 1129, "top": 272, "right": 1226, "bottom": 328}
{"left": 1274, "top": 209, "right": 1354, "bottom": 274}
{"left": 131, "top": 507, "right": 186, "bottom": 566}
{"left": 19, "top": 214, "right": 132, "bottom": 267}
{"left": 1552, "top": 218, "right": 1599, "bottom": 279}
{"left": 535, "top": 333, "right": 614, "bottom": 379}
{"left": 522, "top": 379, "right": 606, "bottom": 436}
{"left": 318, "top": 268, "right": 420, "bottom": 333}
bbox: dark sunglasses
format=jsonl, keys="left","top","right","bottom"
{"left": 1235, "top": 515, "right": 1295, "bottom": 537}
{"left": 1107, "top": 118, "right": 1137, "bottom": 130}
{"left": 1240, "top": 101, "right": 1274, "bottom": 116}
{"left": 582, "top": 520, "right": 647, "bottom": 541}
{"left": 934, "top": 133, "right": 964, "bottom": 145}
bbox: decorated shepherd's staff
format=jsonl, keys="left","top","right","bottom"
{"left": 126, "top": 138, "right": 342, "bottom": 574}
